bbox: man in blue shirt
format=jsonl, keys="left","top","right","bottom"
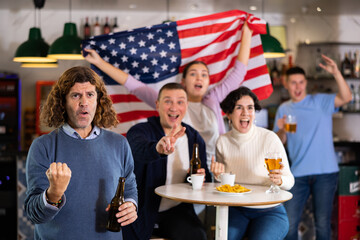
{"left": 25, "top": 66, "right": 138, "bottom": 240}
{"left": 273, "top": 55, "right": 352, "bottom": 240}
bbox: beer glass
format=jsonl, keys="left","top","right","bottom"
{"left": 265, "top": 152, "right": 282, "bottom": 193}
{"left": 285, "top": 115, "right": 297, "bottom": 133}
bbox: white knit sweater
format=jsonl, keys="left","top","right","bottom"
{"left": 216, "top": 125, "right": 294, "bottom": 191}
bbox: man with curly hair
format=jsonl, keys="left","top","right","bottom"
{"left": 24, "top": 66, "right": 138, "bottom": 240}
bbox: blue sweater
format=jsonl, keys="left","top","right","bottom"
{"left": 25, "top": 128, "right": 138, "bottom": 240}
{"left": 123, "top": 116, "right": 211, "bottom": 240}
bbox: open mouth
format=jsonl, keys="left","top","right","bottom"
{"left": 78, "top": 110, "right": 89, "bottom": 117}
{"left": 240, "top": 119, "right": 250, "bottom": 128}
{"left": 168, "top": 113, "right": 179, "bottom": 121}
{"left": 294, "top": 91, "right": 302, "bottom": 97}
{"left": 194, "top": 84, "right": 203, "bottom": 90}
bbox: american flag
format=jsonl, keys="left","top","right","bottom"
{"left": 82, "top": 10, "right": 272, "bottom": 136}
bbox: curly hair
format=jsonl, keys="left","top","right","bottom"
{"left": 40, "top": 66, "right": 119, "bottom": 129}
{"left": 220, "top": 86, "right": 262, "bottom": 114}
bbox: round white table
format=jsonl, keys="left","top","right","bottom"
{"left": 155, "top": 182, "right": 293, "bottom": 240}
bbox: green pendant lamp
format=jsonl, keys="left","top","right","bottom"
{"left": 13, "top": 27, "right": 57, "bottom": 63}
{"left": 47, "top": 0, "right": 83, "bottom": 60}
{"left": 13, "top": 0, "right": 56, "bottom": 63}
{"left": 47, "top": 22, "right": 83, "bottom": 60}
{"left": 260, "top": 0, "right": 285, "bottom": 59}
{"left": 260, "top": 23, "right": 286, "bottom": 58}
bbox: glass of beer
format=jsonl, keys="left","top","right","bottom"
{"left": 285, "top": 115, "right": 297, "bottom": 133}
{"left": 265, "top": 152, "right": 282, "bottom": 193}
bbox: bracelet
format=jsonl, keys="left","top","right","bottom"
{"left": 46, "top": 198, "right": 62, "bottom": 207}
{"left": 46, "top": 191, "right": 63, "bottom": 208}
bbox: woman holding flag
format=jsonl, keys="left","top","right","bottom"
{"left": 84, "top": 19, "right": 254, "bottom": 169}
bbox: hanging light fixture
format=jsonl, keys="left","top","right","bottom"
{"left": 162, "top": 0, "right": 171, "bottom": 23}
{"left": 261, "top": 23, "right": 286, "bottom": 58}
{"left": 21, "top": 62, "right": 58, "bottom": 68}
{"left": 13, "top": 0, "right": 56, "bottom": 63}
{"left": 47, "top": 0, "right": 83, "bottom": 60}
{"left": 260, "top": 0, "right": 285, "bottom": 58}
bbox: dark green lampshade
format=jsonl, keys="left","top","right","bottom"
{"left": 48, "top": 22, "right": 84, "bottom": 60}
{"left": 13, "top": 27, "right": 57, "bottom": 63}
{"left": 260, "top": 23, "right": 285, "bottom": 58}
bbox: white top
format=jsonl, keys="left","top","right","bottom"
{"left": 159, "top": 134, "right": 189, "bottom": 212}
{"left": 183, "top": 102, "right": 219, "bottom": 168}
{"left": 216, "top": 125, "right": 294, "bottom": 207}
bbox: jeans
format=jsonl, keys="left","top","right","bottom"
{"left": 228, "top": 205, "right": 289, "bottom": 240}
{"left": 284, "top": 172, "right": 339, "bottom": 240}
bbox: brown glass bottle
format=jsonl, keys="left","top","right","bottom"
{"left": 341, "top": 52, "right": 352, "bottom": 78}
{"left": 112, "top": 17, "right": 120, "bottom": 33}
{"left": 103, "top": 17, "right": 111, "bottom": 35}
{"left": 190, "top": 143, "right": 201, "bottom": 174}
{"left": 106, "top": 177, "right": 125, "bottom": 232}
{"left": 83, "top": 17, "right": 91, "bottom": 39}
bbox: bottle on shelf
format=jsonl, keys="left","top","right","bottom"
{"left": 352, "top": 52, "right": 357, "bottom": 78}
{"left": 190, "top": 143, "right": 201, "bottom": 174}
{"left": 83, "top": 16, "right": 91, "bottom": 39}
{"left": 103, "top": 17, "right": 111, "bottom": 35}
{"left": 314, "top": 48, "right": 323, "bottom": 77}
{"left": 348, "top": 84, "right": 356, "bottom": 111}
{"left": 355, "top": 85, "right": 360, "bottom": 112}
{"left": 279, "top": 63, "right": 287, "bottom": 87}
{"left": 93, "top": 16, "right": 102, "bottom": 36}
{"left": 341, "top": 52, "right": 353, "bottom": 78}
{"left": 270, "top": 60, "right": 281, "bottom": 86}
{"left": 288, "top": 55, "right": 293, "bottom": 69}
{"left": 112, "top": 17, "right": 121, "bottom": 33}
{"left": 354, "top": 50, "right": 360, "bottom": 78}
{"left": 106, "top": 177, "right": 125, "bottom": 232}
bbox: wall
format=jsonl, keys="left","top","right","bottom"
{"left": 1, "top": 7, "right": 360, "bottom": 148}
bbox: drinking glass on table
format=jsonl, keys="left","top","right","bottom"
{"left": 285, "top": 115, "right": 297, "bottom": 133}
{"left": 265, "top": 152, "right": 282, "bottom": 193}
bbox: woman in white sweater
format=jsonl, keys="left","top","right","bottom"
{"left": 211, "top": 86, "right": 294, "bottom": 240}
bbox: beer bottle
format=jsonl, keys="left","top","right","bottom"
{"left": 190, "top": 143, "right": 201, "bottom": 174}
{"left": 106, "top": 177, "right": 125, "bottom": 232}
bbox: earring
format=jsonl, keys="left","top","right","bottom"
{"left": 228, "top": 119, "right": 232, "bottom": 126}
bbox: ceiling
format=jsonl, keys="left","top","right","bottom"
{"left": 1, "top": 0, "right": 359, "bottom": 16}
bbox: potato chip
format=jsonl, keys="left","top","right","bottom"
{"left": 216, "top": 184, "right": 251, "bottom": 193}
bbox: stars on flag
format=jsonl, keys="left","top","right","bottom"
{"left": 84, "top": 21, "right": 181, "bottom": 84}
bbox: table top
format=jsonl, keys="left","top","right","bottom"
{"left": 155, "top": 183, "right": 293, "bottom": 207}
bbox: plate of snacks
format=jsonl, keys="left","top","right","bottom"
{"left": 215, "top": 184, "right": 251, "bottom": 196}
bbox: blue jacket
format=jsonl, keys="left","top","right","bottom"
{"left": 123, "top": 116, "right": 210, "bottom": 240}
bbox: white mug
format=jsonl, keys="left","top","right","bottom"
{"left": 220, "top": 173, "right": 235, "bottom": 186}
{"left": 187, "top": 174, "right": 204, "bottom": 190}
